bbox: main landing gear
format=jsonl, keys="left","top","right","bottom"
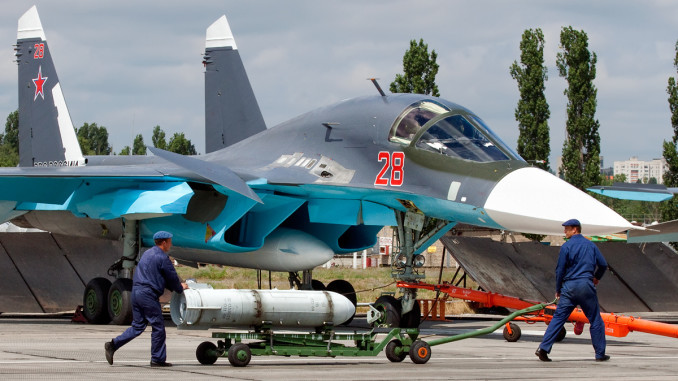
{"left": 82, "top": 219, "right": 138, "bottom": 325}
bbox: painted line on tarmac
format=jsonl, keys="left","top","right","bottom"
{"left": 3, "top": 355, "right": 678, "bottom": 366}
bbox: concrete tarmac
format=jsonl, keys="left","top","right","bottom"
{"left": 0, "top": 316, "right": 676, "bottom": 380}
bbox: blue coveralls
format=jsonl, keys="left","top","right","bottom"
{"left": 111, "top": 245, "right": 184, "bottom": 363}
{"left": 539, "top": 234, "right": 608, "bottom": 359}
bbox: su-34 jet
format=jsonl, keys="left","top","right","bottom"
{"left": 0, "top": 6, "right": 637, "bottom": 327}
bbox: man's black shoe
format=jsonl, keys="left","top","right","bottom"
{"left": 150, "top": 361, "right": 173, "bottom": 367}
{"left": 535, "top": 348, "right": 551, "bottom": 362}
{"left": 595, "top": 355, "right": 611, "bottom": 362}
{"left": 104, "top": 341, "right": 115, "bottom": 365}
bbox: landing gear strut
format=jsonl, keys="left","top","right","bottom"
{"left": 371, "top": 207, "right": 453, "bottom": 328}
{"left": 82, "top": 219, "right": 139, "bottom": 325}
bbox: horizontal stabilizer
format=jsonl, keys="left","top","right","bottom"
{"left": 588, "top": 183, "right": 675, "bottom": 202}
{"left": 147, "top": 147, "right": 262, "bottom": 203}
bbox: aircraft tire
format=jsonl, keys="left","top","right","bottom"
{"left": 371, "top": 295, "right": 401, "bottom": 328}
{"left": 400, "top": 300, "right": 421, "bottom": 328}
{"left": 555, "top": 326, "right": 567, "bottom": 342}
{"left": 196, "top": 341, "right": 219, "bottom": 365}
{"left": 83, "top": 277, "right": 112, "bottom": 324}
{"left": 385, "top": 339, "right": 407, "bottom": 362}
{"left": 327, "top": 280, "right": 357, "bottom": 325}
{"left": 409, "top": 340, "right": 431, "bottom": 364}
{"left": 108, "top": 278, "right": 133, "bottom": 325}
{"left": 311, "top": 279, "right": 326, "bottom": 291}
{"left": 503, "top": 323, "right": 521, "bottom": 342}
{"left": 227, "top": 343, "right": 251, "bottom": 367}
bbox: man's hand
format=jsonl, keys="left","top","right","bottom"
{"left": 181, "top": 282, "right": 188, "bottom": 290}
{"left": 593, "top": 278, "right": 599, "bottom": 286}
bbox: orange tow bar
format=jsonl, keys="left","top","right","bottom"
{"left": 397, "top": 281, "right": 678, "bottom": 339}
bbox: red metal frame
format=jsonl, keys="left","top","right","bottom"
{"left": 397, "top": 281, "right": 678, "bottom": 339}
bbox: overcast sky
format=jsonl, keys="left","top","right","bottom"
{"left": 1, "top": 1, "right": 677, "bottom": 168}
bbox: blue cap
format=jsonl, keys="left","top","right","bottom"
{"left": 153, "top": 231, "right": 173, "bottom": 239}
{"left": 562, "top": 219, "right": 581, "bottom": 227}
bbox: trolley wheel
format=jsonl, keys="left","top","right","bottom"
{"left": 409, "top": 340, "right": 431, "bottom": 364}
{"left": 503, "top": 323, "right": 522, "bottom": 342}
{"left": 196, "top": 341, "right": 220, "bottom": 365}
{"left": 327, "top": 280, "right": 357, "bottom": 325}
{"left": 385, "top": 339, "right": 407, "bottom": 362}
{"left": 227, "top": 343, "right": 251, "bottom": 367}
{"left": 371, "top": 295, "right": 401, "bottom": 328}
{"left": 83, "top": 277, "right": 112, "bottom": 324}
{"left": 400, "top": 300, "right": 421, "bottom": 328}
{"left": 555, "top": 326, "right": 567, "bottom": 342}
{"left": 108, "top": 278, "right": 133, "bottom": 325}
{"left": 311, "top": 279, "right": 326, "bottom": 291}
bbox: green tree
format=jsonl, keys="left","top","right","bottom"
{"left": 510, "top": 28, "right": 551, "bottom": 172}
{"left": 662, "top": 40, "right": 678, "bottom": 244}
{"left": 119, "top": 146, "right": 131, "bottom": 155}
{"left": 152, "top": 125, "right": 167, "bottom": 150}
{"left": 76, "top": 122, "right": 112, "bottom": 155}
{"left": 132, "top": 134, "right": 146, "bottom": 155}
{"left": 557, "top": 27, "right": 601, "bottom": 190}
{"left": 390, "top": 39, "right": 440, "bottom": 96}
{"left": 0, "top": 110, "right": 19, "bottom": 166}
{"left": 167, "top": 132, "right": 197, "bottom": 155}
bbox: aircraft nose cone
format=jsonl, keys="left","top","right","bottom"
{"left": 484, "top": 167, "right": 634, "bottom": 235}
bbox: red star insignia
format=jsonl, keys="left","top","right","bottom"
{"left": 33, "top": 66, "right": 48, "bottom": 101}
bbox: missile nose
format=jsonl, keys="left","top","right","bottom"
{"left": 484, "top": 167, "right": 635, "bottom": 235}
{"left": 327, "top": 291, "right": 356, "bottom": 325}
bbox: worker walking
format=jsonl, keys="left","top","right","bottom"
{"left": 535, "top": 219, "right": 610, "bottom": 362}
{"left": 105, "top": 231, "right": 187, "bottom": 367}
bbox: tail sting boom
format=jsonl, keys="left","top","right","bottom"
{"left": 15, "top": 6, "right": 84, "bottom": 168}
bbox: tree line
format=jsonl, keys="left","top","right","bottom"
{"left": 0, "top": 114, "right": 196, "bottom": 167}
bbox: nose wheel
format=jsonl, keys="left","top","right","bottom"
{"left": 370, "top": 295, "right": 401, "bottom": 327}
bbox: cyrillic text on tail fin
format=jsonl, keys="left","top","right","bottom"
{"left": 16, "top": 6, "right": 84, "bottom": 167}
{"left": 204, "top": 15, "right": 266, "bottom": 154}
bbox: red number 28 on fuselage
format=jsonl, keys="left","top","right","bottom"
{"left": 375, "top": 151, "right": 404, "bottom": 186}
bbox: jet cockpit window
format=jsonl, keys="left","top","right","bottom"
{"left": 469, "top": 115, "right": 522, "bottom": 161}
{"left": 389, "top": 101, "right": 449, "bottom": 145}
{"left": 414, "top": 114, "right": 511, "bottom": 162}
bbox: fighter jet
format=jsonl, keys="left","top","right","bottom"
{"left": 1, "top": 6, "right": 635, "bottom": 326}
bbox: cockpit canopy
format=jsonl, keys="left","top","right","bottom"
{"left": 389, "top": 100, "right": 521, "bottom": 162}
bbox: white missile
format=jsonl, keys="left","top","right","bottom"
{"left": 170, "top": 285, "right": 356, "bottom": 329}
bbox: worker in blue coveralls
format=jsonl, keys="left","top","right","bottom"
{"left": 105, "top": 231, "right": 187, "bottom": 367}
{"left": 535, "top": 219, "right": 610, "bottom": 362}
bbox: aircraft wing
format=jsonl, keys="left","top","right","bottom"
{"left": 0, "top": 153, "right": 262, "bottom": 223}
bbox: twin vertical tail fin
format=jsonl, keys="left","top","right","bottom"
{"left": 15, "top": 9, "right": 262, "bottom": 163}
{"left": 15, "top": 6, "right": 84, "bottom": 167}
{"left": 203, "top": 15, "right": 266, "bottom": 154}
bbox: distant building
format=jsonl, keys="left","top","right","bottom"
{"left": 613, "top": 157, "right": 666, "bottom": 184}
